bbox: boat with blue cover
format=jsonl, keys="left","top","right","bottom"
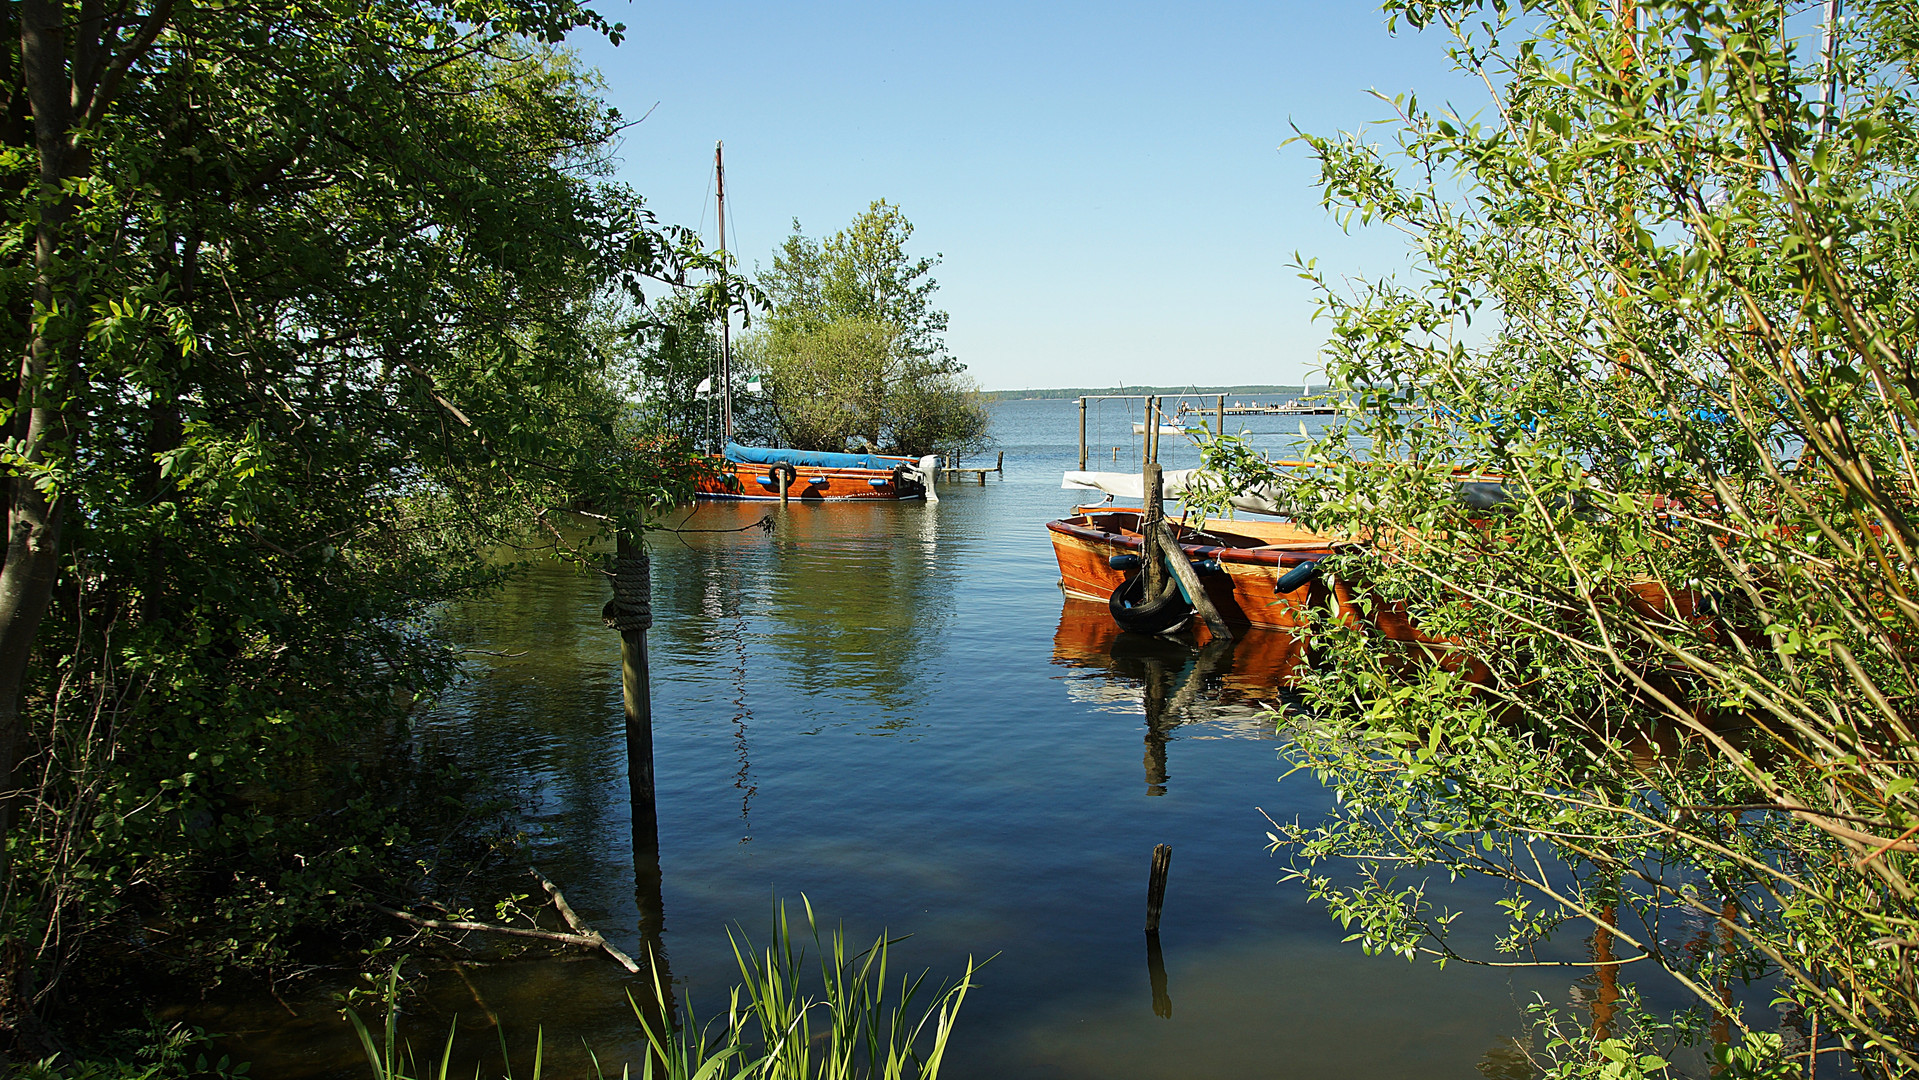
{"left": 691, "top": 142, "right": 939, "bottom": 504}
{"left": 696, "top": 443, "right": 940, "bottom": 503}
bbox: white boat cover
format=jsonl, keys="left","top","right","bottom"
{"left": 1060, "top": 470, "right": 1287, "bottom": 516}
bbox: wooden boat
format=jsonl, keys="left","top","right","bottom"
{"left": 690, "top": 142, "right": 938, "bottom": 505}
{"left": 1052, "top": 469, "right": 1706, "bottom": 698}
{"left": 1046, "top": 505, "right": 1486, "bottom": 668}
{"left": 1047, "top": 507, "right": 1345, "bottom": 631}
{"left": 696, "top": 443, "right": 939, "bottom": 503}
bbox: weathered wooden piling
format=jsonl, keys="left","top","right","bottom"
{"left": 1141, "top": 462, "right": 1167, "bottom": 599}
{"left": 605, "top": 527, "right": 664, "bottom": 968}
{"left": 1145, "top": 843, "right": 1172, "bottom": 932}
{"left": 1078, "top": 397, "right": 1088, "bottom": 470}
{"left": 938, "top": 451, "right": 1004, "bottom": 484}
{"left": 1153, "top": 527, "right": 1232, "bottom": 642}
{"left": 607, "top": 531, "right": 655, "bottom": 813}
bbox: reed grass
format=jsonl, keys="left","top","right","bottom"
{"left": 344, "top": 898, "right": 976, "bottom": 1080}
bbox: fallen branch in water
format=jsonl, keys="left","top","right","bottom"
{"left": 530, "top": 867, "right": 643, "bottom": 974}
{"left": 362, "top": 902, "right": 602, "bottom": 947}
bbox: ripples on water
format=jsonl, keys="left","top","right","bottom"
{"left": 227, "top": 399, "right": 1622, "bottom": 1079}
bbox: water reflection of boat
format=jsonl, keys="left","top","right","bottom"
{"left": 1052, "top": 596, "right": 1305, "bottom": 703}
{"left": 1047, "top": 508, "right": 1342, "bottom": 631}
{"left": 1053, "top": 598, "right": 1304, "bottom": 794}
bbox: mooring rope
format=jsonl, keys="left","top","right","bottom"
{"left": 663, "top": 515, "right": 776, "bottom": 535}
{"left": 602, "top": 552, "right": 653, "bottom": 633}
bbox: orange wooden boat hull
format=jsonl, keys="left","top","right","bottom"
{"left": 696, "top": 458, "right": 926, "bottom": 502}
{"left": 1045, "top": 508, "right": 1485, "bottom": 655}
{"left": 1046, "top": 510, "right": 1344, "bottom": 631}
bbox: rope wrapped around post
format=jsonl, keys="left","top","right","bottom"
{"left": 601, "top": 551, "right": 653, "bottom": 634}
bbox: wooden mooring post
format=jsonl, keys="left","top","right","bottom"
{"left": 1141, "top": 461, "right": 1166, "bottom": 599}
{"left": 1078, "top": 397, "right": 1088, "bottom": 471}
{"left": 1154, "top": 526, "right": 1233, "bottom": 642}
{"left": 604, "top": 527, "right": 662, "bottom": 965}
{"left": 1145, "top": 843, "right": 1173, "bottom": 932}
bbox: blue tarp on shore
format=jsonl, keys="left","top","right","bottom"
{"left": 723, "top": 442, "right": 907, "bottom": 470}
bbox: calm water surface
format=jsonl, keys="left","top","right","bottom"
{"left": 229, "top": 398, "right": 1602, "bottom": 1079}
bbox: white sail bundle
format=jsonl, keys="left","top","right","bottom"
{"left": 1060, "top": 470, "right": 1289, "bottom": 517}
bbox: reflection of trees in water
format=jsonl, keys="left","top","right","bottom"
{"left": 646, "top": 517, "right": 762, "bottom": 836}
{"left": 425, "top": 557, "right": 625, "bottom": 862}
{"left": 650, "top": 502, "right": 956, "bottom": 715}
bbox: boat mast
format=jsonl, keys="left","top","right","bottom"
{"left": 1820, "top": 0, "right": 1843, "bottom": 137}
{"left": 716, "top": 141, "right": 733, "bottom": 447}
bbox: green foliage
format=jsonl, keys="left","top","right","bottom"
{"left": 751, "top": 205, "right": 987, "bottom": 457}
{"left": 763, "top": 202, "right": 947, "bottom": 360}
{"left": 676, "top": 898, "right": 975, "bottom": 1080}
{"left": 1197, "top": 0, "right": 1919, "bottom": 1074}
{"left": 4, "top": 1022, "right": 250, "bottom": 1080}
{"left": 620, "top": 291, "right": 774, "bottom": 450}
{"left": 0, "top": 0, "right": 716, "bottom": 1046}
{"left": 751, "top": 318, "right": 900, "bottom": 454}
{"left": 613, "top": 286, "right": 778, "bottom": 452}
{"left": 1504, "top": 992, "right": 1799, "bottom": 1080}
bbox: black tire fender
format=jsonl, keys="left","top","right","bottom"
{"left": 765, "top": 462, "right": 798, "bottom": 489}
{"left": 1109, "top": 569, "right": 1192, "bottom": 636}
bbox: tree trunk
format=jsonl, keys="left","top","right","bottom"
{"left": 0, "top": 0, "right": 82, "bottom": 851}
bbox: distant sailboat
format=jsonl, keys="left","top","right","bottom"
{"left": 691, "top": 142, "right": 938, "bottom": 503}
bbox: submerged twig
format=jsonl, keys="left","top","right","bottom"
{"left": 529, "top": 868, "right": 644, "bottom": 974}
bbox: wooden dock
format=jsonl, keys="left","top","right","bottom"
{"left": 1205, "top": 401, "right": 1338, "bottom": 417}
{"left": 940, "top": 451, "right": 1004, "bottom": 485}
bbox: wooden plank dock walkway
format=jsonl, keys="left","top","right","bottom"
{"left": 940, "top": 451, "right": 1004, "bottom": 485}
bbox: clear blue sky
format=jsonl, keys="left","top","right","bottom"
{"left": 567, "top": 2, "right": 1487, "bottom": 391}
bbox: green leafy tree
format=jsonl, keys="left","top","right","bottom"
{"left": 625, "top": 290, "right": 723, "bottom": 443}
{"left": 753, "top": 203, "right": 986, "bottom": 456}
{"left": 0, "top": 0, "right": 713, "bottom": 1048}
{"left": 1186, "top": 0, "right": 1919, "bottom": 1073}
{"left": 753, "top": 317, "right": 895, "bottom": 452}
{"left": 765, "top": 200, "right": 949, "bottom": 360}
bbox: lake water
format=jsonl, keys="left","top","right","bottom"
{"left": 222, "top": 397, "right": 1606, "bottom": 1079}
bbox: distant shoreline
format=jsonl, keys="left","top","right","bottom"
{"left": 981, "top": 384, "right": 1305, "bottom": 402}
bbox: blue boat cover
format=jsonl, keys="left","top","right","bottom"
{"left": 724, "top": 442, "right": 906, "bottom": 470}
